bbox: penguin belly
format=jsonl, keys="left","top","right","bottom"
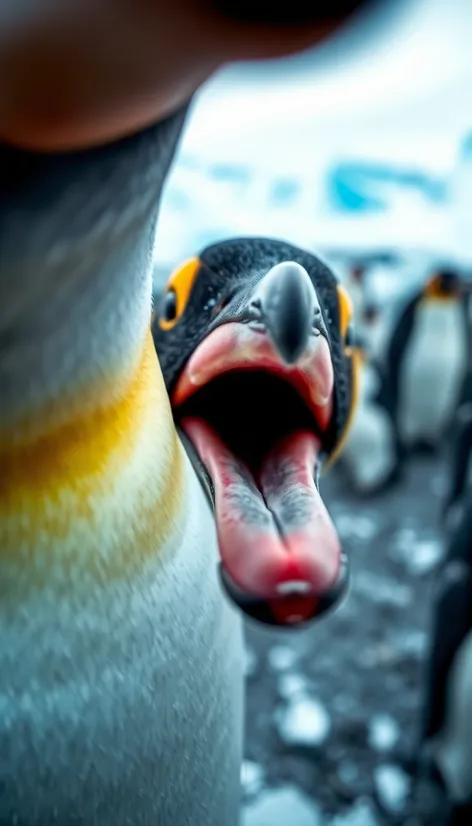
{"left": 398, "top": 303, "right": 467, "bottom": 447}
{"left": 0, "top": 449, "right": 244, "bottom": 826}
{"left": 341, "top": 365, "right": 397, "bottom": 493}
{"left": 434, "top": 629, "right": 472, "bottom": 804}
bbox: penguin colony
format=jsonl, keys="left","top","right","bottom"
{"left": 335, "top": 261, "right": 471, "bottom": 499}
{"left": 418, "top": 283, "right": 472, "bottom": 826}
{"left": 335, "top": 258, "right": 472, "bottom": 825}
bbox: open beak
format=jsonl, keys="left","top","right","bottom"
{"left": 174, "top": 261, "right": 348, "bottom": 628}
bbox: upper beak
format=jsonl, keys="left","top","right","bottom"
{"left": 248, "top": 261, "right": 320, "bottom": 365}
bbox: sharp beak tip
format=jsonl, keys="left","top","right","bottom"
{"left": 255, "top": 261, "right": 318, "bottom": 366}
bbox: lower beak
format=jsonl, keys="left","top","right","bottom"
{"left": 218, "top": 553, "right": 349, "bottom": 627}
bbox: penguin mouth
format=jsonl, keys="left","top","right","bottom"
{"left": 172, "top": 321, "right": 348, "bottom": 627}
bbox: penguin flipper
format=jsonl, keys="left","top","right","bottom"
{"left": 421, "top": 557, "right": 472, "bottom": 745}
{"left": 443, "top": 405, "right": 472, "bottom": 519}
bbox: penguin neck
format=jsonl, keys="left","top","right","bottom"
{"left": 0, "top": 109, "right": 190, "bottom": 597}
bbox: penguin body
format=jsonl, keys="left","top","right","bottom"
{"left": 377, "top": 271, "right": 468, "bottom": 455}
{"left": 0, "top": 117, "right": 357, "bottom": 826}
{"left": 339, "top": 354, "right": 399, "bottom": 495}
{"left": 0, "top": 113, "right": 245, "bottom": 826}
{"left": 420, "top": 409, "right": 472, "bottom": 824}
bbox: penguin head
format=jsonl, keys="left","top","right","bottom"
{"left": 152, "top": 237, "right": 359, "bottom": 628}
{"left": 350, "top": 261, "right": 367, "bottom": 285}
{"left": 424, "top": 268, "right": 462, "bottom": 302}
{"left": 362, "top": 303, "right": 381, "bottom": 326}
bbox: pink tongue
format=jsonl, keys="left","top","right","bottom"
{"left": 181, "top": 418, "right": 341, "bottom": 600}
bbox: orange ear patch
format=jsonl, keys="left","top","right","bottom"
{"left": 158, "top": 257, "right": 201, "bottom": 330}
{"left": 336, "top": 283, "right": 354, "bottom": 338}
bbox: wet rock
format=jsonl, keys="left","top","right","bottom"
{"left": 335, "top": 514, "right": 379, "bottom": 542}
{"left": 337, "top": 760, "right": 361, "bottom": 787}
{"left": 276, "top": 694, "right": 331, "bottom": 748}
{"left": 374, "top": 764, "right": 411, "bottom": 813}
{"left": 242, "top": 785, "right": 322, "bottom": 826}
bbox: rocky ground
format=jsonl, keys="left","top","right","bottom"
{"left": 241, "top": 454, "right": 452, "bottom": 826}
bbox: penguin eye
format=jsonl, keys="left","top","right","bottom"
{"left": 158, "top": 257, "right": 201, "bottom": 331}
{"left": 161, "top": 289, "right": 177, "bottom": 322}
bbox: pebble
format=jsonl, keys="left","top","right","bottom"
{"left": 368, "top": 714, "right": 400, "bottom": 753}
{"left": 241, "top": 760, "right": 265, "bottom": 798}
{"left": 390, "top": 531, "right": 443, "bottom": 575}
{"left": 277, "top": 672, "right": 307, "bottom": 700}
{"left": 276, "top": 694, "right": 331, "bottom": 747}
{"left": 267, "top": 645, "right": 298, "bottom": 672}
{"left": 374, "top": 764, "right": 411, "bottom": 813}
{"left": 330, "top": 797, "right": 379, "bottom": 826}
{"left": 355, "top": 571, "right": 411, "bottom": 607}
{"left": 334, "top": 514, "right": 379, "bottom": 542}
{"left": 242, "top": 785, "right": 322, "bottom": 826}
{"left": 394, "top": 629, "right": 429, "bottom": 659}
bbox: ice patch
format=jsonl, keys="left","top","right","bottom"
{"left": 368, "top": 714, "right": 400, "bottom": 752}
{"left": 334, "top": 514, "right": 379, "bottom": 542}
{"left": 277, "top": 672, "right": 308, "bottom": 700}
{"left": 268, "top": 645, "right": 298, "bottom": 672}
{"left": 394, "top": 629, "right": 429, "bottom": 658}
{"left": 276, "top": 694, "right": 331, "bottom": 747}
{"left": 391, "top": 532, "right": 444, "bottom": 575}
{"left": 242, "top": 786, "right": 322, "bottom": 826}
{"left": 330, "top": 797, "right": 379, "bottom": 826}
{"left": 374, "top": 764, "right": 411, "bottom": 813}
{"left": 241, "top": 760, "right": 265, "bottom": 798}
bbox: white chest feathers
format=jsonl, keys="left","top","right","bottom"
{"left": 398, "top": 302, "right": 467, "bottom": 445}
{"left": 341, "top": 363, "right": 397, "bottom": 493}
{"left": 0, "top": 450, "right": 244, "bottom": 826}
{"left": 435, "top": 627, "right": 472, "bottom": 803}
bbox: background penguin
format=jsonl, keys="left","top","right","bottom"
{"left": 442, "top": 402, "right": 472, "bottom": 533}
{"left": 152, "top": 237, "right": 360, "bottom": 627}
{"left": 375, "top": 268, "right": 468, "bottom": 457}
{"left": 336, "top": 332, "right": 400, "bottom": 496}
{"left": 342, "top": 260, "right": 368, "bottom": 324}
{"left": 0, "top": 122, "right": 359, "bottom": 826}
{"left": 418, "top": 411, "right": 472, "bottom": 826}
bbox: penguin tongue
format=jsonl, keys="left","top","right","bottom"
{"left": 181, "top": 417, "right": 341, "bottom": 600}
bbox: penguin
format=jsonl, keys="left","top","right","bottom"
{"left": 336, "top": 333, "right": 400, "bottom": 496}
{"left": 0, "top": 109, "right": 358, "bottom": 826}
{"left": 341, "top": 260, "right": 368, "bottom": 326}
{"left": 152, "top": 237, "right": 360, "bottom": 627}
{"left": 376, "top": 268, "right": 468, "bottom": 456}
{"left": 419, "top": 411, "right": 472, "bottom": 826}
